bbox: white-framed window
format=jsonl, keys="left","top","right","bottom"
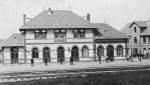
{"left": 34, "top": 29, "right": 47, "bottom": 39}
{"left": 117, "top": 45, "right": 123, "bottom": 56}
{"left": 134, "top": 37, "right": 137, "bottom": 44}
{"left": 82, "top": 46, "right": 89, "bottom": 57}
{"left": 143, "top": 37, "right": 146, "bottom": 44}
{"left": 80, "top": 29, "right": 85, "bottom": 38}
{"left": 73, "top": 29, "right": 85, "bottom": 38}
{"left": 54, "top": 29, "right": 66, "bottom": 38}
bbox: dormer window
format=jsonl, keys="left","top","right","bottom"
{"left": 34, "top": 29, "right": 47, "bottom": 39}
{"left": 134, "top": 27, "right": 137, "bottom": 33}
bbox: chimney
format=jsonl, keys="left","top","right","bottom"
{"left": 48, "top": 8, "right": 53, "bottom": 15}
{"left": 87, "top": 13, "right": 90, "bottom": 22}
{"left": 23, "top": 14, "right": 26, "bottom": 25}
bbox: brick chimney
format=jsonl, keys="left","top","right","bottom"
{"left": 48, "top": 8, "right": 53, "bottom": 15}
{"left": 87, "top": 13, "right": 90, "bottom": 22}
{"left": 23, "top": 14, "right": 27, "bottom": 25}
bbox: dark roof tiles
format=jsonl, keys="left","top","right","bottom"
{"left": 1, "top": 33, "right": 24, "bottom": 47}
{"left": 20, "top": 10, "right": 92, "bottom": 29}
{"left": 92, "top": 23, "right": 127, "bottom": 39}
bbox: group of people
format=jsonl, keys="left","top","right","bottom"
{"left": 97, "top": 53, "right": 114, "bottom": 64}
{"left": 30, "top": 54, "right": 114, "bottom": 66}
{"left": 30, "top": 55, "right": 75, "bottom": 66}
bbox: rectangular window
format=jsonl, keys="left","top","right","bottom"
{"left": 134, "top": 27, "right": 137, "bottom": 33}
{"left": 143, "top": 48, "right": 147, "bottom": 54}
{"left": 133, "top": 48, "right": 138, "bottom": 54}
{"left": 34, "top": 29, "right": 47, "bottom": 39}
{"left": 127, "top": 48, "right": 129, "bottom": 54}
{"left": 80, "top": 29, "right": 85, "bottom": 38}
{"left": 54, "top": 29, "right": 66, "bottom": 38}
{"left": 148, "top": 37, "right": 150, "bottom": 43}
{"left": 73, "top": 29, "right": 85, "bottom": 38}
{"left": 134, "top": 37, "right": 137, "bottom": 44}
{"left": 143, "top": 37, "right": 146, "bottom": 44}
{"left": 61, "top": 29, "right": 66, "bottom": 38}
{"left": 73, "top": 29, "right": 79, "bottom": 38}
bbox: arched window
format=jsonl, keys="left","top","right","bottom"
{"left": 43, "top": 47, "right": 51, "bottom": 62}
{"left": 71, "top": 46, "right": 79, "bottom": 61}
{"left": 117, "top": 45, "right": 123, "bottom": 56}
{"left": 32, "top": 48, "right": 39, "bottom": 58}
{"left": 57, "top": 46, "right": 65, "bottom": 62}
{"left": 82, "top": 46, "right": 89, "bottom": 57}
{"left": 97, "top": 46, "right": 104, "bottom": 57}
{"left": 11, "top": 47, "right": 19, "bottom": 64}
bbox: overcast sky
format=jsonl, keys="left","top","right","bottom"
{"left": 0, "top": 0, "right": 150, "bottom": 39}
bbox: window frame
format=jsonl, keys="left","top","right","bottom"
{"left": 82, "top": 46, "right": 89, "bottom": 58}
{"left": 134, "top": 27, "right": 137, "bottom": 33}
{"left": 54, "top": 29, "right": 66, "bottom": 38}
{"left": 34, "top": 29, "right": 47, "bottom": 39}
{"left": 117, "top": 45, "right": 123, "bottom": 56}
{"left": 73, "top": 29, "right": 86, "bottom": 38}
{"left": 143, "top": 36, "right": 146, "bottom": 44}
{"left": 32, "top": 48, "right": 39, "bottom": 58}
{"left": 134, "top": 37, "right": 137, "bottom": 44}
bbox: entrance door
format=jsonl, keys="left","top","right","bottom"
{"left": 107, "top": 45, "right": 114, "bottom": 61}
{"left": 43, "top": 47, "right": 50, "bottom": 63}
{"left": 97, "top": 46, "right": 104, "bottom": 57}
{"left": 72, "top": 46, "right": 79, "bottom": 61}
{"left": 57, "top": 47, "right": 65, "bottom": 62}
{"left": 11, "top": 47, "right": 18, "bottom": 64}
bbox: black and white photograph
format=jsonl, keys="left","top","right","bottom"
{"left": 0, "top": 0, "right": 150, "bottom": 85}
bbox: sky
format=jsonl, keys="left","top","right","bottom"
{"left": 0, "top": 0, "right": 150, "bottom": 39}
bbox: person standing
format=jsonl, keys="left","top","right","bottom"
{"left": 31, "top": 58, "right": 34, "bottom": 66}
{"left": 44, "top": 58, "right": 48, "bottom": 66}
{"left": 70, "top": 56, "right": 74, "bottom": 65}
{"left": 98, "top": 55, "right": 101, "bottom": 64}
{"left": 60, "top": 56, "right": 62, "bottom": 64}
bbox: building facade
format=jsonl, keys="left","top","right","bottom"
{"left": 122, "top": 21, "right": 150, "bottom": 57}
{"left": 0, "top": 9, "right": 127, "bottom": 64}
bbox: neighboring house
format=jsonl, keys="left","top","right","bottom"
{"left": 0, "top": 33, "right": 25, "bottom": 64}
{"left": 93, "top": 23, "right": 127, "bottom": 60}
{"left": 0, "top": 9, "right": 127, "bottom": 64}
{"left": 122, "top": 21, "right": 150, "bottom": 56}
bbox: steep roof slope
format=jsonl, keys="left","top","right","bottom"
{"left": 92, "top": 23, "right": 127, "bottom": 39}
{"left": 122, "top": 21, "right": 150, "bottom": 36}
{"left": 121, "top": 23, "right": 132, "bottom": 36}
{"left": 20, "top": 10, "right": 93, "bottom": 29}
{"left": 130, "top": 21, "right": 147, "bottom": 28}
{"left": 1, "top": 33, "right": 24, "bottom": 47}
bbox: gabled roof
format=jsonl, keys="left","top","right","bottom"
{"left": 1, "top": 33, "right": 24, "bottom": 47}
{"left": 121, "top": 23, "right": 132, "bottom": 36}
{"left": 92, "top": 23, "right": 127, "bottom": 39}
{"left": 20, "top": 10, "right": 94, "bottom": 29}
{"left": 122, "top": 21, "right": 150, "bottom": 36}
{"left": 141, "top": 28, "right": 150, "bottom": 36}
{"left": 129, "top": 21, "right": 147, "bottom": 28}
